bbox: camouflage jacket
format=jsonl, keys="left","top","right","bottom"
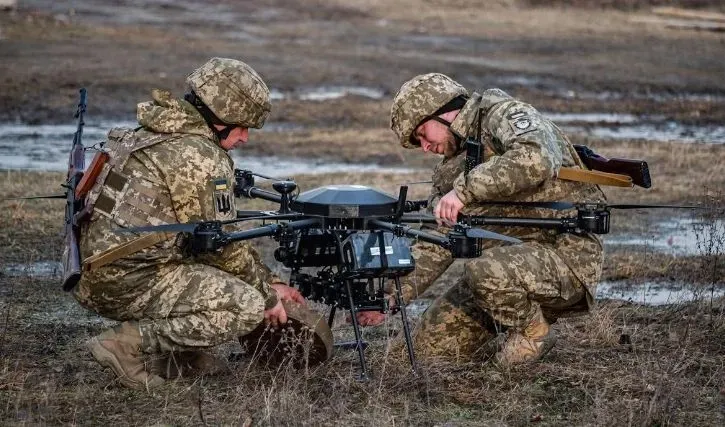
{"left": 78, "top": 89, "right": 277, "bottom": 308}
{"left": 405, "top": 89, "right": 606, "bottom": 307}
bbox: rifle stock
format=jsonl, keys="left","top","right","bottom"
{"left": 61, "top": 230, "right": 82, "bottom": 290}
{"left": 574, "top": 144, "right": 651, "bottom": 188}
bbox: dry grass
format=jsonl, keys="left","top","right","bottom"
{"left": 1, "top": 162, "right": 724, "bottom": 425}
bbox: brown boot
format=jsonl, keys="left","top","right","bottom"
{"left": 87, "top": 321, "right": 165, "bottom": 390}
{"left": 495, "top": 310, "right": 557, "bottom": 366}
{"left": 150, "top": 350, "right": 228, "bottom": 379}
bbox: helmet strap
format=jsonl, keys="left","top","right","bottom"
{"left": 427, "top": 115, "right": 463, "bottom": 148}
{"left": 184, "top": 91, "right": 235, "bottom": 141}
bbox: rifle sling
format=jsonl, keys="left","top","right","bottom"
{"left": 83, "top": 233, "right": 171, "bottom": 272}
{"left": 557, "top": 167, "right": 632, "bottom": 187}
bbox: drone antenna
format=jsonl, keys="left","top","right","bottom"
{"left": 272, "top": 181, "right": 298, "bottom": 214}
{"left": 253, "top": 171, "right": 289, "bottom": 182}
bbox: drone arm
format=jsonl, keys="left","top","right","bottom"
{"left": 401, "top": 213, "right": 580, "bottom": 233}
{"left": 224, "top": 217, "right": 322, "bottom": 245}
{"left": 368, "top": 219, "right": 450, "bottom": 248}
{"left": 465, "top": 215, "right": 576, "bottom": 231}
{"left": 238, "top": 186, "right": 283, "bottom": 204}
{"left": 224, "top": 224, "right": 281, "bottom": 244}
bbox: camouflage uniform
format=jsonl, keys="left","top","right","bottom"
{"left": 75, "top": 58, "right": 276, "bottom": 353}
{"left": 391, "top": 74, "right": 606, "bottom": 360}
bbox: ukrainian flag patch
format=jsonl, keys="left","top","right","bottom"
{"left": 214, "top": 178, "right": 229, "bottom": 191}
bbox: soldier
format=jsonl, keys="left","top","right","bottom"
{"left": 74, "top": 57, "right": 304, "bottom": 389}
{"left": 363, "top": 73, "right": 606, "bottom": 365}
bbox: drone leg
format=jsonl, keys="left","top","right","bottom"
{"left": 345, "top": 280, "right": 369, "bottom": 381}
{"left": 393, "top": 276, "right": 417, "bottom": 374}
{"left": 327, "top": 305, "right": 336, "bottom": 328}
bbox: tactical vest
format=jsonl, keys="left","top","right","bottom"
{"left": 80, "top": 128, "right": 180, "bottom": 271}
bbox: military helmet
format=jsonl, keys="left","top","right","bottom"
{"left": 390, "top": 73, "right": 468, "bottom": 148}
{"left": 186, "top": 57, "right": 271, "bottom": 129}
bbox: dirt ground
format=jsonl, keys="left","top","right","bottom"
{"left": 1, "top": 0, "right": 725, "bottom": 426}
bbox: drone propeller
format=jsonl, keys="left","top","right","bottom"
{"left": 388, "top": 215, "right": 522, "bottom": 244}
{"left": 462, "top": 227, "right": 522, "bottom": 244}
{"left": 248, "top": 170, "right": 289, "bottom": 182}
{"left": 3, "top": 194, "right": 66, "bottom": 201}
{"left": 606, "top": 203, "right": 703, "bottom": 210}
{"left": 480, "top": 201, "right": 703, "bottom": 211}
{"left": 235, "top": 211, "right": 303, "bottom": 221}
{"left": 116, "top": 223, "right": 200, "bottom": 234}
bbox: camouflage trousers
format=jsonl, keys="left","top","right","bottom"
{"left": 75, "top": 262, "right": 265, "bottom": 353}
{"left": 414, "top": 280, "right": 499, "bottom": 362}
{"left": 464, "top": 241, "right": 586, "bottom": 330}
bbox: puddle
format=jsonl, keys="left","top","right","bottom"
{"left": 270, "top": 86, "right": 385, "bottom": 101}
{"left": 597, "top": 280, "right": 725, "bottom": 306}
{"left": 606, "top": 217, "right": 725, "bottom": 256}
{"left": 3, "top": 261, "right": 62, "bottom": 279}
{"left": 545, "top": 113, "right": 640, "bottom": 124}
{"left": 229, "top": 155, "right": 421, "bottom": 178}
{"left": 564, "top": 123, "right": 725, "bottom": 144}
{"left": 569, "top": 90, "right": 725, "bottom": 103}
{"left": 539, "top": 112, "right": 725, "bottom": 143}
{"left": 0, "top": 121, "right": 137, "bottom": 170}
{"left": 0, "top": 123, "right": 421, "bottom": 173}
{"left": 400, "top": 34, "right": 467, "bottom": 47}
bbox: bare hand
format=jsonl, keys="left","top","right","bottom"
{"left": 346, "top": 295, "right": 397, "bottom": 327}
{"left": 264, "top": 300, "right": 287, "bottom": 328}
{"left": 354, "top": 311, "right": 387, "bottom": 327}
{"left": 271, "top": 283, "right": 306, "bottom": 305}
{"left": 434, "top": 190, "right": 464, "bottom": 225}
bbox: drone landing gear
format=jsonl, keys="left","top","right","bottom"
{"left": 329, "top": 278, "right": 417, "bottom": 381}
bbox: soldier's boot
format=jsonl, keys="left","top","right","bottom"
{"left": 495, "top": 310, "right": 557, "bottom": 365}
{"left": 86, "top": 321, "right": 165, "bottom": 390}
{"left": 150, "top": 350, "right": 228, "bottom": 379}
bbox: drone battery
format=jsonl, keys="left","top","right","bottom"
{"left": 341, "top": 232, "right": 415, "bottom": 278}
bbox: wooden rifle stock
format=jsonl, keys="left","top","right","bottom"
{"left": 574, "top": 145, "right": 651, "bottom": 188}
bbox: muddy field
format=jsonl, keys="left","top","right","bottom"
{"left": 1, "top": 0, "right": 725, "bottom": 426}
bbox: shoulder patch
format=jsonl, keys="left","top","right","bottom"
{"left": 507, "top": 112, "right": 539, "bottom": 136}
{"left": 212, "top": 177, "right": 233, "bottom": 217}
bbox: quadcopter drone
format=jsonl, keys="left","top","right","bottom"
{"left": 120, "top": 168, "right": 697, "bottom": 379}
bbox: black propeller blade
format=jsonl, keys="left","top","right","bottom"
{"left": 394, "top": 214, "right": 522, "bottom": 244}
{"left": 233, "top": 212, "right": 303, "bottom": 222}
{"left": 116, "top": 223, "right": 199, "bottom": 234}
{"left": 462, "top": 227, "right": 522, "bottom": 244}
{"left": 3, "top": 194, "right": 66, "bottom": 201}
{"left": 606, "top": 203, "right": 703, "bottom": 210}
{"left": 481, "top": 201, "right": 577, "bottom": 210}
{"left": 116, "top": 212, "right": 305, "bottom": 235}
{"left": 481, "top": 201, "right": 704, "bottom": 211}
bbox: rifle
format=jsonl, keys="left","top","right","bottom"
{"left": 61, "top": 88, "right": 87, "bottom": 291}
{"left": 574, "top": 144, "right": 651, "bottom": 188}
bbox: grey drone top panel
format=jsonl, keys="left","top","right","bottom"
{"left": 291, "top": 185, "right": 399, "bottom": 218}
